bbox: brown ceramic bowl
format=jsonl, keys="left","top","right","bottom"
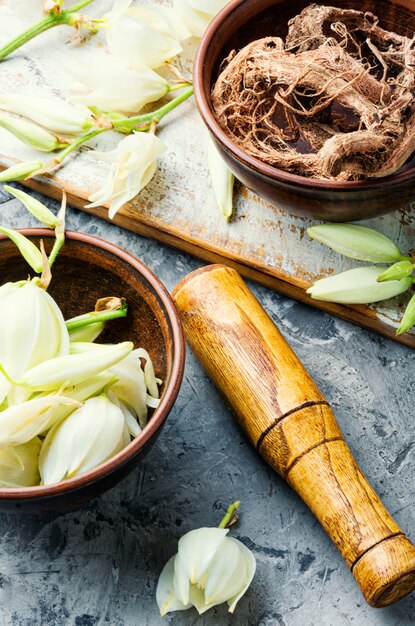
{"left": 0, "top": 229, "right": 185, "bottom": 512}
{"left": 194, "top": 0, "right": 415, "bottom": 221}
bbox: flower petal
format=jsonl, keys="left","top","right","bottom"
{"left": 156, "top": 555, "right": 192, "bottom": 616}
{"left": 227, "top": 538, "right": 256, "bottom": 613}
{"left": 177, "top": 527, "right": 228, "bottom": 588}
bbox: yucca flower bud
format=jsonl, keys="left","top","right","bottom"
{"left": 0, "top": 111, "right": 65, "bottom": 151}
{"left": 0, "top": 395, "right": 80, "bottom": 449}
{"left": 68, "top": 321, "right": 105, "bottom": 343}
{"left": 0, "top": 228, "right": 43, "bottom": 273}
{"left": 0, "top": 282, "right": 69, "bottom": 403}
{"left": 0, "top": 161, "right": 44, "bottom": 182}
{"left": 39, "top": 395, "right": 126, "bottom": 484}
{"left": 4, "top": 186, "right": 59, "bottom": 229}
{"left": 307, "top": 266, "right": 412, "bottom": 304}
{"left": 0, "top": 437, "right": 42, "bottom": 488}
{"left": 0, "top": 94, "right": 94, "bottom": 135}
{"left": 21, "top": 341, "right": 133, "bottom": 391}
{"left": 377, "top": 260, "right": 414, "bottom": 282}
{"left": 397, "top": 293, "right": 415, "bottom": 335}
{"left": 157, "top": 527, "right": 256, "bottom": 616}
{"left": 208, "top": 138, "right": 234, "bottom": 220}
{"left": 308, "top": 224, "right": 406, "bottom": 263}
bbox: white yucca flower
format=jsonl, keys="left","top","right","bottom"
{"left": 21, "top": 341, "right": 133, "bottom": 391}
{"left": 0, "top": 94, "right": 94, "bottom": 135}
{"left": 307, "top": 266, "right": 412, "bottom": 304}
{"left": 0, "top": 395, "right": 81, "bottom": 449}
{"left": 106, "top": 1, "right": 183, "bottom": 69}
{"left": 157, "top": 527, "right": 256, "bottom": 616}
{"left": 207, "top": 138, "right": 234, "bottom": 219}
{"left": 39, "top": 395, "right": 126, "bottom": 484}
{"left": 0, "top": 282, "right": 69, "bottom": 403}
{"left": 0, "top": 438, "right": 42, "bottom": 488}
{"left": 174, "top": 0, "right": 229, "bottom": 38}
{"left": 87, "top": 132, "right": 165, "bottom": 219}
{"left": 68, "top": 59, "right": 169, "bottom": 114}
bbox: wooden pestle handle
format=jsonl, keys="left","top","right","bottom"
{"left": 172, "top": 264, "right": 415, "bottom": 608}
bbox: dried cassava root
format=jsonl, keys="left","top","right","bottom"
{"left": 211, "top": 4, "right": 415, "bottom": 180}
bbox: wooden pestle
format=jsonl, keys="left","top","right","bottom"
{"left": 172, "top": 264, "right": 415, "bottom": 608}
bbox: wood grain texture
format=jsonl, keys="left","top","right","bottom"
{"left": 173, "top": 264, "right": 415, "bottom": 607}
{"left": 0, "top": 0, "right": 414, "bottom": 348}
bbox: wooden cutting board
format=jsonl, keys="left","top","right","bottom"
{"left": 0, "top": 0, "right": 414, "bottom": 348}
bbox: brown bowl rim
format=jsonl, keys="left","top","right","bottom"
{"left": 194, "top": 0, "right": 415, "bottom": 192}
{"left": 0, "top": 228, "right": 185, "bottom": 501}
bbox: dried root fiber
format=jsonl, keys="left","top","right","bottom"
{"left": 211, "top": 4, "right": 415, "bottom": 180}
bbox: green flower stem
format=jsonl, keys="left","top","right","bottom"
{"left": 48, "top": 233, "right": 64, "bottom": 267}
{"left": 218, "top": 501, "right": 241, "bottom": 529}
{"left": 0, "top": 0, "right": 97, "bottom": 61}
{"left": 113, "top": 86, "right": 194, "bottom": 134}
{"left": 169, "top": 82, "right": 193, "bottom": 92}
{"left": 66, "top": 301, "right": 128, "bottom": 331}
{"left": 55, "top": 128, "right": 107, "bottom": 164}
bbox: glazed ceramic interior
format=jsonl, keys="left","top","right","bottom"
{"left": 0, "top": 230, "right": 184, "bottom": 504}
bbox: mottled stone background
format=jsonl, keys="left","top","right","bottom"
{"left": 0, "top": 186, "right": 414, "bottom": 626}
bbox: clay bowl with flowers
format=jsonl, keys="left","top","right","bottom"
{"left": 194, "top": 0, "right": 415, "bottom": 222}
{"left": 0, "top": 228, "right": 184, "bottom": 512}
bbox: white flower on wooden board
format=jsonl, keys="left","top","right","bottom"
{"left": 174, "top": 0, "right": 230, "bottom": 38}
{"left": 208, "top": 137, "right": 234, "bottom": 219}
{"left": 106, "top": 0, "right": 184, "bottom": 70}
{"left": 307, "top": 265, "right": 412, "bottom": 304}
{"left": 86, "top": 132, "right": 165, "bottom": 219}
{"left": 0, "top": 94, "right": 93, "bottom": 135}
{"left": 68, "top": 59, "right": 169, "bottom": 114}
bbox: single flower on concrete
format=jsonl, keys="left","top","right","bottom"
{"left": 0, "top": 93, "right": 94, "bottom": 135}
{"left": 307, "top": 266, "right": 412, "bottom": 304}
{"left": 208, "top": 138, "right": 234, "bottom": 220}
{"left": 307, "top": 224, "right": 407, "bottom": 264}
{"left": 21, "top": 341, "right": 133, "bottom": 391}
{"left": 157, "top": 526, "right": 256, "bottom": 616}
{"left": 0, "top": 281, "right": 69, "bottom": 403}
{"left": 0, "top": 160, "right": 44, "bottom": 182}
{"left": 174, "top": 0, "right": 229, "bottom": 38}
{"left": 39, "top": 394, "right": 125, "bottom": 484}
{"left": 0, "top": 395, "right": 80, "bottom": 449}
{"left": 68, "top": 58, "right": 169, "bottom": 114}
{"left": 86, "top": 132, "right": 165, "bottom": 219}
{"left": 0, "top": 111, "right": 66, "bottom": 151}
{"left": 0, "top": 437, "right": 42, "bottom": 488}
{"left": 106, "top": 1, "right": 183, "bottom": 69}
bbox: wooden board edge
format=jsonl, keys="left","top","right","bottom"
{"left": 17, "top": 177, "right": 415, "bottom": 349}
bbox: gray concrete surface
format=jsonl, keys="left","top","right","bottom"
{"left": 0, "top": 185, "right": 414, "bottom": 626}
